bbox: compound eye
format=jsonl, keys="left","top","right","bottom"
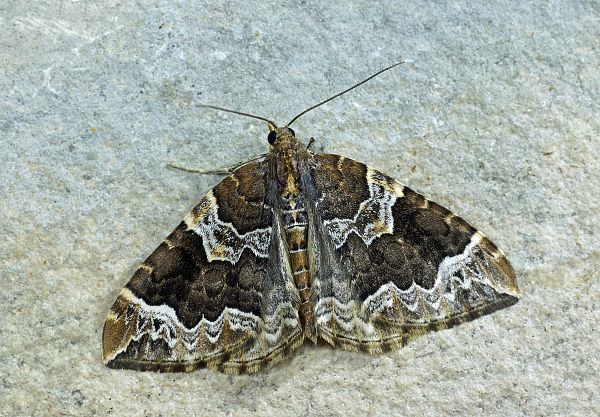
{"left": 268, "top": 130, "right": 277, "bottom": 145}
{"left": 288, "top": 127, "right": 295, "bottom": 136}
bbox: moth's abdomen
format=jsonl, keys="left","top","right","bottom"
{"left": 281, "top": 183, "right": 316, "bottom": 342}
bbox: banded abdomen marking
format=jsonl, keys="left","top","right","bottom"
{"left": 283, "top": 206, "right": 314, "bottom": 336}
{"left": 281, "top": 188, "right": 315, "bottom": 340}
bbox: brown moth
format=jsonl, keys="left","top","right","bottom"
{"left": 102, "top": 63, "right": 520, "bottom": 374}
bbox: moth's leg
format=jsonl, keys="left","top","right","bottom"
{"left": 167, "top": 154, "right": 267, "bottom": 175}
{"left": 306, "top": 137, "right": 315, "bottom": 151}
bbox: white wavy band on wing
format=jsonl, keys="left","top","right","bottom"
{"left": 315, "top": 233, "right": 517, "bottom": 338}
{"left": 107, "top": 288, "right": 302, "bottom": 363}
{"left": 322, "top": 168, "right": 403, "bottom": 249}
{"left": 185, "top": 191, "right": 272, "bottom": 264}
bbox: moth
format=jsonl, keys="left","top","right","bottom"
{"left": 102, "top": 63, "right": 520, "bottom": 374}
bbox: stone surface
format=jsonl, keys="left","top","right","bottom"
{"left": 1, "top": 1, "right": 598, "bottom": 416}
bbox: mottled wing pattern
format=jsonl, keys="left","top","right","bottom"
{"left": 102, "top": 161, "right": 302, "bottom": 374}
{"left": 308, "top": 154, "right": 520, "bottom": 353}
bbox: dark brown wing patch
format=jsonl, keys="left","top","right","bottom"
{"left": 124, "top": 222, "right": 263, "bottom": 327}
{"left": 311, "top": 154, "right": 370, "bottom": 220}
{"left": 211, "top": 162, "right": 270, "bottom": 234}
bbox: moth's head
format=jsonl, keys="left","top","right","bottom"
{"left": 267, "top": 123, "right": 296, "bottom": 147}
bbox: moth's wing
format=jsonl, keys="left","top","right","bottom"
{"left": 307, "top": 154, "right": 520, "bottom": 353}
{"left": 102, "top": 161, "right": 302, "bottom": 374}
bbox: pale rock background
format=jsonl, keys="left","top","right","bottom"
{"left": 1, "top": 1, "right": 598, "bottom": 416}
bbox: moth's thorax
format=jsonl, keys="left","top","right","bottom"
{"left": 270, "top": 128, "right": 306, "bottom": 200}
{"left": 271, "top": 135, "right": 299, "bottom": 152}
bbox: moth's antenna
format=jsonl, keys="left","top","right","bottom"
{"left": 286, "top": 61, "right": 404, "bottom": 127}
{"left": 198, "top": 104, "right": 278, "bottom": 128}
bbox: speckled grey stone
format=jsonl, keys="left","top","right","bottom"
{"left": 1, "top": 1, "right": 599, "bottom": 416}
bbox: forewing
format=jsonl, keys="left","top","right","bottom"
{"left": 308, "top": 154, "right": 520, "bottom": 353}
{"left": 102, "top": 161, "right": 302, "bottom": 373}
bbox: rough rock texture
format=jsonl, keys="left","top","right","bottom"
{"left": 1, "top": 1, "right": 598, "bottom": 416}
